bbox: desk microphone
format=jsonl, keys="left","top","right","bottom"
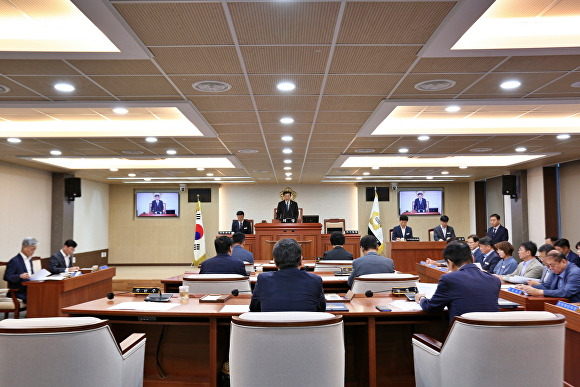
{"left": 231, "top": 289, "right": 253, "bottom": 297}
{"left": 106, "top": 291, "right": 133, "bottom": 300}
{"left": 364, "top": 289, "right": 393, "bottom": 298}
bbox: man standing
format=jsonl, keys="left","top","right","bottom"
{"left": 230, "top": 232, "right": 254, "bottom": 264}
{"left": 494, "top": 241, "right": 543, "bottom": 282}
{"left": 199, "top": 236, "right": 247, "bottom": 276}
{"left": 231, "top": 210, "right": 252, "bottom": 234}
{"left": 49, "top": 239, "right": 80, "bottom": 275}
{"left": 250, "top": 238, "right": 325, "bottom": 312}
{"left": 478, "top": 237, "right": 501, "bottom": 273}
{"left": 553, "top": 238, "right": 579, "bottom": 267}
{"left": 433, "top": 215, "right": 456, "bottom": 241}
{"left": 150, "top": 193, "right": 165, "bottom": 213}
{"left": 348, "top": 235, "right": 395, "bottom": 287}
{"left": 486, "top": 213, "right": 509, "bottom": 243}
{"left": 276, "top": 190, "right": 299, "bottom": 222}
{"left": 322, "top": 232, "right": 353, "bottom": 260}
{"left": 4, "top": 237, "right": 38, "bottom": 302}
{"left": 392, "top": 215, "right": 413, "bottom": 241}
{"left": 413, "top": 192, "right": 427, "bottom": 212}
{"left": 416, "top": 241, "right": 501, "bottom": 323}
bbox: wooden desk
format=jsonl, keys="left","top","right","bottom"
{"left": 254, "top": 223, "right": 322, "bottom": 259}
{"left": 24, "top": 267, "right": 115, "bottom": 318}
{"left": 63, "top": 294, "right": 448, "bottom": 387}
{"left": 498, "top": 288, "right": 567, "bottom": 311}
{"left": 416, "top": 262, "right": 447, "bottom": 283}
{"left": 384, "top": 241, "right": 446, "bottom": 273}
{"left": 545, "top": 302, "right": 580, "bottom": 387}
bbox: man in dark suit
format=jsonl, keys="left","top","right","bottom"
{"left": 413, "top": 192, "right": 427, "bottom": 212}
{"left": 467, "top": 234, "right": 484, "bottom": 264}
{"left": 276, "top": 190, "right": 299, "bottom": 222}
{"left": 250, "top": 238, "right": 325, "bottom": 312}
{"left": 231, "top": 210, "right": 252, "bottom": 234}
{"left": 3, "top": 237, "right": 39, "bottom": 302}
{"left": 322, "top": 232, "right": 353, "bottom": 260}
{"left": 433, "top": 215, "right": 456, "bottom": 241}
{"left": 231, "top": 232, "right": 254, "bottom": 264}
{"left": 392, "top": 215, "right": 413, "bottom": 241}
{"left": 478, "top": 236, "right": 501, "bottom": 273}
{"left": 150, "top": 193, "right": 165, "bottom": 213}
{"left": 48, "top": 239, "right": 79, "bottom": 275}
{"left": 200, "top": 236, "right": 247, "bottom": 276}
{"left": 553, "top": 238, "right": 579, "bottom": 267}
{"left": 348, "top": 235, "right": 395, "bottom": 287}
{"left": 486, "top": 213, "right": 509, "bottom": 243}
{"left": 416, "top": 241, "right": 501, "bottom": 323}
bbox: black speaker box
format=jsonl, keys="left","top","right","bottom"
{"left": 188, "top": 188, "right": 211, "bottom": 202}
{"left": 502, "top": 175, "right": 517, "bottom": 196}
{"left": 366, "top": 187, "right": 389, "bottom": 201}
{"left": 65, "top": 177, "right": 81, "bottom": 200}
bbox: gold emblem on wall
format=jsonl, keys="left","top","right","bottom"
{"left": 279, "top": 187, "right": 297, "bottom": 201}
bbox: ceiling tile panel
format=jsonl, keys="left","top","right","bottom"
{"left": 412, "top": 56, "right": 506, "bottom": 73}
{"left": 319, "top": 96, "right": 382, "bottom": 111}
{"left": 254, "top": 96, "right": 319, "bottom": 111}
{"left": 170, "top": 75, "right": 249, "bottom": 95}
{"left": 324, "top": 74, "right": 401, "bottom": 95}
{"left": 151, "top": 47, "right": 243, "bottom": 75}
{"left": 90, "top": 76, "right": 179, "bottom": 96}
{"left": 467, "top": 72, "right": 567, "bottom": 94}
{"left": 316, "top": 111, "right": 372, "bottom": 123}
{"left": 188, "top": 96, "right": 255, "bottom": 111}
{"left": 68, "top": 60, "right": 162, "bottom": 76}
{"left": 248, "top": 75, "right": 324, "bottom": 95}
{"left": 392, "top": 73, "right": 484, "bottom": 95}
{"left": 259, "top": 112, "right": 315, "bottom": 123}
{"left": 203, "top": 112, "right": 258, "bottom": 124}
{"left": 9, "top": 75, "right": 111, "bottom": 96}
{"left": 330, "top": 46, "right": 419, "bottom": 74}
{"left": 241, "top": 46, "right": 330, "bottom": 74}
{"left": 0, "top": 60, "right": 78, "bottom": 75}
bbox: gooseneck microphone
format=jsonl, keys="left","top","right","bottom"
{"left": 231, "top": 289, "right": 253, "bottom": 297}
{"left": 106, "top": 291, "right": 133, "bottom": 300}
{"left": 364, "top": 289, "right": 393, "bottom": 298}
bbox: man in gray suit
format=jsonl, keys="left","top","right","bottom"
{"left": 433, "top": 215, "right": 456, "bottom": 241}
{"left": 348, "top": 235, "right": 395, "bottom": 287}
{"left": 494, "top": 241, "right": 543, "bottom": 282}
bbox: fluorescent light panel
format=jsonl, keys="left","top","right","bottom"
{"left": 341, "top": 155, "right": 547, "bottom": 168}
{"left": 30, "top": 157, "right": 235, "bottom": 170}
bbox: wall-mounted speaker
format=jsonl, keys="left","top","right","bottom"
{"left": 64, "top": 178, "right": 81, "bottom": 201}
{"left": 188, "top": 188, "right": 211, "bottom": 202}
{"left": 366, "top": 187, "right": 389, "bottom": 201}
{"left": 502, "top": 175, "right": 517, "bottom": 198}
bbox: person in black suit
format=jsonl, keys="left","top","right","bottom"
{"left": 477, "top": 236, "right": 501, "bottom": 273}
{"left": 199, "top": 236, "right": 247, "bottom": 276}
{"left": 231, "top": 210, "right": 252, "bottom": 234}
{"left": 433, "top": 215, "right": 456, "bottom": 241}
{"left": 276, "top": 190, "right": 299, "bottom": 223}
{"left": 416, "top": 241, "right": 501, "bottom": 323}
{"left": 486, "top": 213, "right": 509, "bottom": 243}
{"left": 322, "top": 232, "right": 353, "bottom": 260}
{"left": 3, "top": 237, "right": 39, "bottom": 302}
{"left": 413, "top": 192, "right": 428, "bottom": 212}
{"left": 250, "top": 238, "right": 325, "bottom": 312}
{"left": 467, "top": 234, "right": 485, "bottom": 265}
{"left": 150, "top": 193, "right": 165, "bottom": 214}
{"left": 49, "top": 239, "right": 79, "bottom": 275}
{"left": 392, "top": 215, "right": 413, "bottom": 241}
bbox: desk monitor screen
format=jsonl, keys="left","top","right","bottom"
{"left": 135, "top": 190, "right": 180, "bottom": 218}
{"left": 302, "top": 215, "right": 319, "bottom": 223}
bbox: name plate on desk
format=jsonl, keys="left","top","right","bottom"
{"left": 420, "top": 261, "right": 426, "bottom": 265}
{"left": 507, "top": 287, "right": 525, "bottom": 295}
{"left": 406, "top": 237, "right": 420, "bottom": 241}
{"left": 556, "top": 300, "right": 579, "bottom": 311}
{"left": 438, "top": 268, "right": 447, "bottom": 272}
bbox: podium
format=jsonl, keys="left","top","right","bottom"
{"left": 254, "top": 223, "right": 323, "bottom": 259}
{"left": 384, "top": 241, "right": 446, "bottom": 273}
{"left": 24, "top": 267, "right": 115, "bottom": 317}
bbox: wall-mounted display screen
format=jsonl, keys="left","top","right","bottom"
{"left": 398, "top": 188, "right": 443, "bottom": 216}
{"left": 135, "top": 190, "right": 180, "bottom": 218}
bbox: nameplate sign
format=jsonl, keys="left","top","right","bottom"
{"left": 406, "top": 237, "right": 420, "bottom": 242}
{"left": 100, "top": 265, "right": 108, "bottom": 270}
{"left": 556, "top": 300, "right": 579, "bottom": 311}
{"left": 438, "top": 268, "right": 447, "bottom": 272}
{"left": 507, "top": 287, "right": 524, "bottom": 295}
{"left": 420, "top": 261, "right": 426, "bottom": 265}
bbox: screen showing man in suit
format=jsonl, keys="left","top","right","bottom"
{"left": 413, "top": 192, "right": 427, "bottom": 212}
{"left": 150, "top": 193, "right": 165, "bottom": 214}
{"left": 276, "top": 190, "right": 299, "bottom": 223}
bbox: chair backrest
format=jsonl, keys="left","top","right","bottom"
{"left": 0, "top": 317, "right": 146, "bottom": 386}
{"left": 428, "top": 228, "right": 435, "bottom": 241}
{"left": 232, "top": 219, "right": 254, "bottom": 234}
{"left": 314, "top": 260, "right": 352, "bottom": 272}
{"left": 389, "top": 228, "right": 393, "bottom": 240}
{"left": 351, "top": 273, "right": 419, "bottom": 294}
{"left": 0, "top": 261, "right": 8, "bottom": 289}
{"left": 324, "top": 218, "right": 345, "bottom": 234}
{"left": 230, "top": 312, "right": 344, "bottom": 387}
{"left": 183, "top": 274, "right": 251, "bottom": 294}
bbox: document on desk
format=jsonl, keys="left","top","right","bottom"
{"left": 416, "top": 282, "right": 438, "bottom": 299}
{"left": 389, "top": 300, "right": 423, "bottom": 311}
{"left": 30, "top": 269, "right": 51, "bottom": 281}
{"left": 220, "top": 305, "right": 250, "bottom": 313}
{"left": 108, "top": 302, "right": 179, "bottom": 311}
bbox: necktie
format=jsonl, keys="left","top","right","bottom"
{"left": 492, "top": 228, "right": 496, "bottom": 236}
{"left": 286, "top": 202, "right": 289, "bottom": 211}
{"left": 239, "top": 221, "right": 242, "bottom": 230}
{"left": 552, "top": 276, "right": 561, "bottom": 290}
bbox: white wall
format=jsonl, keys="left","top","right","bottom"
{"left": 527, "top": 167, "right": 546, "bottom": 245}
{"left": 219, "top": 184, "right": 358, "bottom": 231}
{"left": 0, "top": 162, "right": 52, "bottom": 259}
{"left": 73, "top": 179, "right": 109, "bottom": 253}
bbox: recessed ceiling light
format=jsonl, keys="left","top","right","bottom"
{"left": 166, "top": 149, "right": 177, "bottom": 155}
{"left": 143, "top": 178, "right": 151, "bottom": 181}
{"left": 109, "top": 167, "right": 118, "bottom": 172}
{"left": 470, "top": 148, "right": 492, "bottom": 153}
{"left": 284, "top": 159, "right": 292, "bottom": 164}
{"left": 214, "top": 177, "right": 221, "bottom": 181}
{"left": 445, "top": 105, "right": 461, "bottom": 113}
{"left": 515, "top": 146, "right": 527, "bottom": 152}
{"left": 285, "top": 177, "right": 292, "bottom": 181}
{"left": 192, "top": 80, "right": 232, "bottom": 92}
{"left": 426, "top": 176, "right": 434, "bottom": 180}
{"left": 122, "top": 150, "right": 144, "bottom": 155}
{"left": 414, "top": 79, "right": 456, "bottom": 91}
{"left": 356, "top": 177, "right": 362, "bottom": 180}
{"left": 281, "top": 136, "right": 293, "bottom": 142}
{"left": 145, "top": 137, "right": 157, "bottom": 143}
{"left": 371, "top": 166, "right": 379, "bottom": 170}
{"left": 418, "top": 135, "right": 430, "bottom": 141}
{"left": 285, "top": 173, "right": 292, "bottom": 177}
{"left": 197, "top": 168, "right": 205, "bottom": 171}
{"left": 7, "top": 137, "right": 21, "bottom": 143}
{"left": 0, "top": 84, "right": 10, "bottom": 94}
{"left": 354, "top": 149, "right": 375, "bottom": 153}
{"left": 282, "top": 148, "right": 292, "bottom": 154}
{"left": 280, "top": 117, "right": 294, "bottom": 124}
{"left": 277, "top": 82, "right": 296, "bottom": 91}
{"left": 50, "top": 150, "right": 61, "bottom": 156}
{"left": 113, "top": 107, "right": 128, "bottom": 114}
{"left": 238, "top": 149, "right": 259, "bottom": 154}
{"left": 441, "top": 171, "right": 449, "bottom": 175}
{"left": 571, "top": 82, "right": 580, "bottom": 88}
{"left": 128, "top": 173, "right": 136, "bottom": 177}
{"left": 363, "top": 172, "right": 370, "bottom": 175}
{"left": 54, "top": 83, "right": 75, "bottom": 92}
{"left": 501, "top": 80, "right": 521, "bottom": 89}
{"left": 284, "top": 166, "right": 291, "bottom": 170}
{"left": 459, "top": 166, "right": 468, "bottom": 169}
{"left": 206, "top": 173, "right": 214, "bottom": 176}
{"left": 557, "top": 134, "right": 570, "bottom": 140}
{"left": 399, "top": 148, "right": 409, "bottom": 153}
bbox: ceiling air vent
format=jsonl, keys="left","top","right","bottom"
{"left": 414, "top": 79, "right": 456, "bottom": 92}
{"left": 193, "top": 81, "right": 232, "bottom": 92}
{"left": 0, "top": 85, "right": 11, "bottom": 93}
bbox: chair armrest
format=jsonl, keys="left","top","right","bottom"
{"left": 5, "top": 289, "right": 21, "bottom": 319}
{"left": 412, "top": 333, "right": 442, "bottom": 353}
{"left": 119, "top": 333, "right": 146, "bottom": 355}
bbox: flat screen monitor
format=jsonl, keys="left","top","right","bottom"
{"left": 135, "top": 190, "right": 180, "bottom": 218}
{"left": 302, "top": 215, "right": 319, "bottom": 223}
{"left": 398, "top": 188, "right": 443, "bottom": 216}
